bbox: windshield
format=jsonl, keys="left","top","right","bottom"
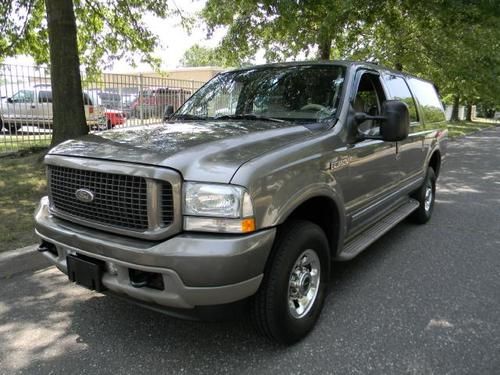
{"left": 174, "top": 65, "right": 346, "bottom": 123}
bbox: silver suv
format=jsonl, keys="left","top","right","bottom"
{"left": 34, "top": 61, "right": 447, "bottom": 344}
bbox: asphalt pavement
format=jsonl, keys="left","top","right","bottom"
{"left": 1, "top": 127, "right": 499, "bottom": 374}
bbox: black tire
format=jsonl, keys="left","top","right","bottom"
{"left": 411, "top": 167, "right": 436, "bottom": 224}
{"left": 8, "top": 123, "right": 21, "bottom": 134}
{"left": 107, "top": 120, "right": 112, "bottom": 129}
{"left": 252, "top": 220, "right": 330, "bottom": 344}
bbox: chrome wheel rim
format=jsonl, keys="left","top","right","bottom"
{"left": 288, "top": 249, "right": 321, "bottom": 319}
{"left": 424, "top": 183, "right": 433, "bottom": 212}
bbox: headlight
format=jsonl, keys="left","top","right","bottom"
{"left": 183, "top": 182, "right": 255, "bottom": 233}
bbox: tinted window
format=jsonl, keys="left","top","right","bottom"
{"left": 38, "top": 90, "right": 52, "bottom": 103}
{"left": 382, "top": 75, "right": 418, "bottom": 122}
{"left": 408, "top": 78, "right": 446, "bottom": 123}
{"left": 353, "top": 73, "right": 386, "bottom": 136}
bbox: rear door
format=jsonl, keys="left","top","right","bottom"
{"left": 36, "top": 90, "right": 53, "bottom": 129}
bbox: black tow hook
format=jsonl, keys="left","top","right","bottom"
{"left": 38, "top": 241, "right": 57, "bottom": 255}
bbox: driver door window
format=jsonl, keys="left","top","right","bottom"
{"left": 11, "top": 90, "right": 35, "bottom": 103}
{"left": 353, "top": 73, "right": 386, "bottom": 136}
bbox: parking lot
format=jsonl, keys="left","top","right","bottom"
{"left": 0, "top": 128, "right": 499, "bottom": 374}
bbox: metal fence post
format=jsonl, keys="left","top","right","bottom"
{"left": 139, "top": 73, "right": 144, "bottom": 126}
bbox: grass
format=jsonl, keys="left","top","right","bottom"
{"left": 443, "top": 120, "right": 498, "bottom": 138}
{"left": 0, "top": 150, "right": 47, "bottom": 252}
{"left": 0, "top": 135, "right": 51, "bottom": 154}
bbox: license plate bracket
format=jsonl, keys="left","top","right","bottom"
{"left": 67, "top": 254, "right": 105, "bottom": 292}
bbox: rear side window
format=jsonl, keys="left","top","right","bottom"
{"left": 382, "top": 75, "right": 418, "bottom": 123}
{"left": 38, "top": 90, "right": 52, "bottom": 103}
{"left": 407, "top": 78, "right": 446, "bottom": 123}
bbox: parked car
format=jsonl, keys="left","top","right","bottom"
{"left": 130, "top": 87, "right": 191, "bottom": 118}
{"left": 35, "top": 61, "right": 447, "bottom": 344}
{"left": 105, "top": 109, "right": 126, "bottom": 128}
{"left": 0, "top": 85, "right": 106, "bottom": 133}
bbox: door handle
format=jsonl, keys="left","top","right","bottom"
{"left": 31, "top": 105, "right": 36, "bottom": 109}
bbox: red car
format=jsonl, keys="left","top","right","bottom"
{"left": 105, "top": 109, "right": 126, "bottom": 128}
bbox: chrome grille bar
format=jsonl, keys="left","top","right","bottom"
{"left": 49, "top": 166, "right": 150, "bottom": 231}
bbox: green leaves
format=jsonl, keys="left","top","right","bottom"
{"left": 180, "top": 44, "right": 226, "bottom": 67}
{"left": 202, "top": 0, "right": 499, "bottom": 106}
{"left": 0, "top": 0, "right": 172, "bottom": 74}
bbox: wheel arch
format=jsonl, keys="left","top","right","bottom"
{"left": 428, "top": 149, "right": 441, "bottom": 177}
{"left": 278, "top": 194, "right": 345, "bottom": 259}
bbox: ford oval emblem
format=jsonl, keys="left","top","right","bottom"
{"left": 75, "top": 188, "right": 95, "bottom": 203}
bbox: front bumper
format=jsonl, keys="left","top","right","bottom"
{"left": 34, "top": 196, "right": 276, "bottom": 310}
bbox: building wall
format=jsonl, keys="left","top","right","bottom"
{"left": 101, "top": 67, "right": 226, "bottom": 87}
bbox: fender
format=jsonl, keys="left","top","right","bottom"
{"left": 272, "top": 182, "right": 347, "bottom": 255}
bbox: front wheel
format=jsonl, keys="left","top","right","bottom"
{"left": 8, "top": 123, "right": 22, "bottom": 134}
{"left": 252, "top": 220, "right": 330, "bottom": 344}
{"left": 411, "top": 166, "right": 436, "bottom": 224}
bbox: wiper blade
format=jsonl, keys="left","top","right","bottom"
{"left": 171, "top": 114, "right": 206, "bottom": 120}
{"left": 213, "top": 114, "right": 285, "bottom": 123}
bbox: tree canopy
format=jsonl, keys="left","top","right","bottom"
{"left": 179, "top": 44, "right": 227, "bottom": 67}
{"left": 202, "top": 0, "right": 500, "bottom": 112}
{"left": 1, "top": 0, "right": 172, "bottom": 73}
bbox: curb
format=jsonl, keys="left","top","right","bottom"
{"left": 0, "top": 244, "right": 39, "bottom": 262}
{"left": 0, "top": 244, "right": 51, "bottom": 279}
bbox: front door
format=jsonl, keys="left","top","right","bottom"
{"left": 4, "top": 89, "right": 36, "bottom": 126}
{"left": 339, "top": 71, "right": 400, "bottom": 236}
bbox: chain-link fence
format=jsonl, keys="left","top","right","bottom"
{"left": 0, "top": 64, "right": 205, "bottom": 154}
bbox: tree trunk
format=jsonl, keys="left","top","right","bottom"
{"left": 465, "top": 103, "right": 473, "bottom": 121}
{"left": 317, "top": 30, "right": 331, "bottom": 60}
{"left": 45, "top": 0, "right": 88, "bottom": 147}
{"left": 450, "top": 95, "right": 460, "bottom": 122}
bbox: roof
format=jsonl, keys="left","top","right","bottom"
{"left": 225, "top": 60, "right": 432, "bottom": 83}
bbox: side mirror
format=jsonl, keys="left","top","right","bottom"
{"left": 352, "top": 100, "right": 409, "bottom": 142}
{"left": 380, "top": 100, "right": 409, "bottom": 142}
{"left": 7, "top": 97, "right": 13, "bottom": 103}
{"left": 163, "top": 105, "right": 174, "bottom": 121}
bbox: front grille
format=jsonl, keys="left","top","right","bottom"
{"left": 161, "top": 182, "right": 174, "bottom": 225}
{"left": 49, "top": 165, "right": 149, "bottom": 231}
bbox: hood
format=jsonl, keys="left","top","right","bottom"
{"left": 49, "top": 120, "right": 314, "bottom": 183}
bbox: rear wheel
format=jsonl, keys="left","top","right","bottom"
{"left": 411, "top": 166, "right": 436, "bottom": 224}
{"left": 252, "top": 220, "right": 330, "bottom": 344}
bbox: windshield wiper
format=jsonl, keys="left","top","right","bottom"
{"left": 171, "top": 114, "right": 206, "bottom": 120}
{"left": 213, "top": 114, "right": 285, "bottom": 123}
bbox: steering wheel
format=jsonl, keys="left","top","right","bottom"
{"left": 300, "top": 103, "right": 327, "bottom": 112}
